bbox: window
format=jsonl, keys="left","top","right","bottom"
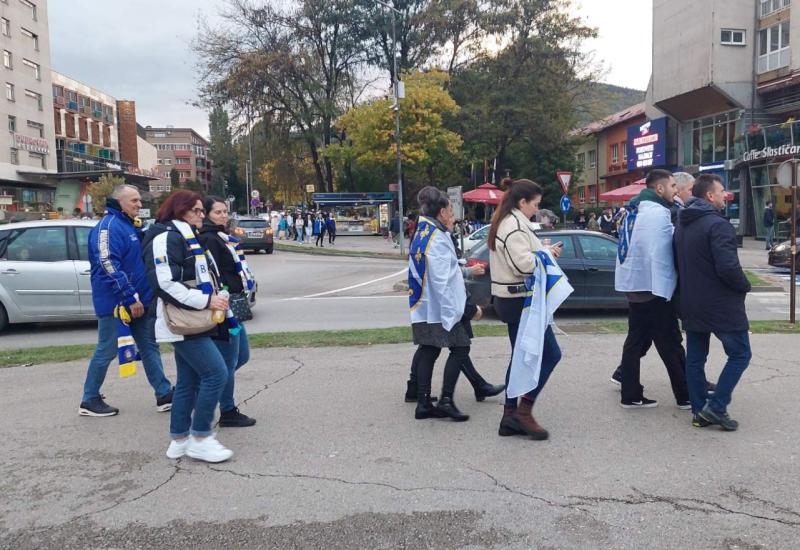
{"left": 75, "top": 227, "right": 91, "bottom": 261}
{"left": 52, "top": 84, "right": 63, "bottom": 98}
{"left": 19, "top": 27, "right": 38, "bottom": 50}
{"left": 19, "top": 0, "right": 37, "bottom": 21}
{"left": 3, "top": 50, "right": 11, "bottom": 69}
{"left": 611, "top": 144, "right": 619, "bottom": 164}
{"left": 588, "top": 149, "right": 597, "bottom": 168}
{"left": 721, "top": 28, "right": 746, "bottom": 46}
{"left": 622, "top": 141, "right": 627, "bottom": 161}
{"left": 22, "top": 58, "right": 39, "bottom": 80}
{"left": 24, "top": 89, "right": 41, "bottom": 110}
{"left": 5, "top": 82, "right": 14, "bottom": 101}
{"left": 9, "top": 148, "right": 18, "bottom": 164}
{"left": 0, "top": 18, "right": 8, "bottom": 37}
{"left": 578, "top": 186, "right": 585, "bottom": 204}
{"left": 576, "top": 151, "right": 586, "bottom": 168}
{"left": 8, "top": 115, "right": 15, "bottom": 131}
{"left": 578, "top": 235, "right": 618, "bottom": 261}
{"left": 683, "top": 110, "right": 740, "bottom": 165}
{"left": 6, "top": 227, "right": 69, "bottom": 263}
{"left": 761, "top": 0, "right": 791, "bottom": 18}
{"left": 758, "top": 21, "right": 790, "bottom": 73}
{"left": 29, "top": 151, "right": 45, "bottom": 168}
{"left": 547, "top": 236, "right": 576, "bottom": 259}
{"left": 27, "top": 120, "right": 43, "bottom": 137}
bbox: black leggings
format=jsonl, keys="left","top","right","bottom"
{"left": 328, "top": 231, "right": 336, "bottom": 243}
{"left": 413, "top": 345, "right": 469, "bottom": 398}
{"left": 315, "top": 233, "right": 325, "bottom": 246}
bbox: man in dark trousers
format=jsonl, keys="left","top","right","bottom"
{"left": 763, "top": 200, "right": 775, "bottom": 250}
{"left": 674, "top": 174, "right": 752, "bottom": 431}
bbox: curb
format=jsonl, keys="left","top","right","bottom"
{"left": 273, "top": 242, "right": 405, "bottom": 261}
{"left": 751, "top": 285, "right": 786, "bottom": 293}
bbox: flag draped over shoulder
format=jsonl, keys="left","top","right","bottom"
{"left": 507, "top": 250, "right": 573, "bottom": 399}
{"left": 114, "top": 304, "right": 139, "bottom": 378}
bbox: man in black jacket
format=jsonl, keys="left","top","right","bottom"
{"left": 763, "top": 201, "right": 775, "bottom": 250}
{"left": 674, "top": 174, "right": 752, "bottom": 431}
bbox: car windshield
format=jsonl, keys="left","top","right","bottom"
{"left": 238, "top": 220, "right": 268, "bottom": 228}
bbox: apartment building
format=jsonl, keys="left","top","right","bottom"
{"left": 0, "top": 0, "right": 56, "bottom": 214}
{"left": 143, "top": 126, "right": 212, "bottom": 191}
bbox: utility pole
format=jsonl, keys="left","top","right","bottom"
{"left": 246, "top": 107, "right": 254, "bottom": 217}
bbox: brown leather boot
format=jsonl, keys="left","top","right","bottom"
{"left": 513, "top": 398, "right": 548, "bottom": 440}
{"left": 498, "top": 405, "right": 525, "bottom": 436}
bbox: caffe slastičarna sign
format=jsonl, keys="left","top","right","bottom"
{"left": 743, "top": 144, "right": 800, "bottom": 162}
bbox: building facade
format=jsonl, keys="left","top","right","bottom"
{"left": 143, "top": 127, "right": 212, "bottom": 191}
{"left": 0, "top": 0, "right": 57, "bottom": 215}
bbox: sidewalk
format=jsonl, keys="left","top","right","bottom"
{"left": 275, "top": 234, "right": 406, "bottom": 256}
{"left": 2, "top": 334, "right": 799, "bottom": 548}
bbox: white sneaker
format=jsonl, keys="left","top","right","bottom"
{"left": 186, "top": 434, "right": 233, "bottom": 463}
{"left": 166, "top": 438, "right": 189, "bottom": 459}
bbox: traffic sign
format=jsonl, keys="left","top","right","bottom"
{"left": 306, "top": 184, "right": 316, "bottom": 193}
{"left": 447, "top": 186, "right": 464, "bottom": 220}
{"left": 560, "top": 195, "right": 571, "bottom": 214}
{"left": 556, "top": 171, "right": 572, "bottom": 195}
{"left": 251, "top": 189, "right": 260, "bottom": 199}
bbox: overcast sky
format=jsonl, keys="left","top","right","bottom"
{"left": 48, "top": 0, "right": 652, "bottom": 138}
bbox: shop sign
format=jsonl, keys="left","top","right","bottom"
{"left": 743, "top": 144, "right": 800, "bottom": 162}
{"left": 627, "top": 117, "right": 667, "bottom": 170}
{"left": 11, "top": 132, "right": 49, "bottom": 155}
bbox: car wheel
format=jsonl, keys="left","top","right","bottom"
{"left": 265, "top": 246, "right": 274, "bottom": 254}
{"left": 0, "top": 302, "right": 8, "bottom": 333}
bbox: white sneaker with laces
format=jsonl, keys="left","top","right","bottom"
{"left": 166, "top": 438, "right": 189, "bottom": 459}
{"left": 186, "top": 435, "right": 233, "bottom": 463}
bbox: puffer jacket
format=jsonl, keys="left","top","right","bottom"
{"left": 141, "top": 221, "right": 227, "bottom": 343}
{"left": 489, "top": 209, "right": 543, "bottom": 298}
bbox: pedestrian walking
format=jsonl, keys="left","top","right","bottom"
{"left": 764, "top": 200, "right": 775, "bottom": 250}
{"left": 408, "top": 187, "right": 485, "bottom": 422}
{"left": 278, "top": 214, "right": 288, "bottom": 240}
{"left": 198, "top": 196, "right": 257, "bottom": 428}
{"left": 313, "top": 213, "right": 326, "bottom": 247}
{"left": 587, "top": 212, "right": 600, "bottom": 231}
{"left": 489, "top": 178, "right": 565, "bottom": 440}
{"left": 142, "top": 190, "right": 234, "bottom": 463}
{"left": 79, "top": 184, "right": 173, "bottom": 417}
{"left": 574, "top": 208, "right": 587, "bottom": 229}
{"left": 614, "top": 169, "right": 689, "bottom": 410}
{"left": 295, "top": 213, "right": 304, "bottom": 243}
{"left": 675, "top": 174, "right": 752, "bottom": 430}
{"left": 599, "top": 208, "right": 615, "bottom": 235}
{"left": 304, "top": 214, "right": 313, "bottom": 243}
{"left": 326, "top": 213, "right": 337, "bottom": 245}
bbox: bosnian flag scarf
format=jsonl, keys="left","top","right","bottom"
{"left": 217, "top": 231, "right": 255, "bottom": 292}
{"left": 114, "top": 304, "right": 139, "bottom": 378}
{"left": 507, "top": 250, "right": 573, "bottom": 399}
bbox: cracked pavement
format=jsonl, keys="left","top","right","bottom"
{"left": 1, "top": 334, "right": 800, "bottom": 549}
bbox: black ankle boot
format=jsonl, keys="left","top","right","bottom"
{"left": 474, "top": 382, "right": 506, "bottom": 402}
{"left": 415, "top": 394, "right": 446, "bottom": 419}
{"left": 434, "top": 397, "right": 469, "bottom": 421}
{"left": 460, "top": 358, "right": 504, "bottom": 401}
{"left": 405, "top": 381, "right": 437, "bottom": 403}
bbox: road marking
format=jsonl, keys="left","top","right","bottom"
{"left": 291, "top": 269, "right": 407, "bottom": 299}
{"left": 286, "top": 295, "right": 408, "bottom": 302}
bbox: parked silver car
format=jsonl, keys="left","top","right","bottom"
{"left": 0, "top": 219, "right": 98, "bottom": 331}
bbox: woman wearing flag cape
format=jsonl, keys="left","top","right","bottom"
{"left": 408, "top": 187, "right": 485, "bottom": 421}
{"left": 198, "top": 196, "right": 257, "bottom": 429}
{"left": 143, "top": 191, "right": 234, "bottom": 464}
{"left": 488, "top": 179, "right": 573, "bottom": 440}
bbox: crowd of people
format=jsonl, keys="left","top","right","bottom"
{"left": 80, "top": 185, "right": 258, "bottom": 463}
{"left": 275, "top": 211, "right": 337, "bottom": 246}
{"left": 406, "top": 170, "right": 751, "bottom": 435}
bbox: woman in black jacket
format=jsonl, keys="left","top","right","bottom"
{"left": 197, "top": 196, "right": 256, "bottom": 428}
{"left": 142, "top": 190, "right": 233, "bottom": 463}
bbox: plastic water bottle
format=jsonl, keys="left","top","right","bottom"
{"left": 213, "top": 288, "right": 229, "bottom": 324}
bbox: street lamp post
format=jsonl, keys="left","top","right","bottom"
{"left": 376, "top": 0, "right": 404, "bottom": 257}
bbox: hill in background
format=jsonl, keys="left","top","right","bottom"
{"left": 576, "top": 83, "right": 646, "bottom": 126}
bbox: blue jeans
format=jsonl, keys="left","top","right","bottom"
{"left": 170, "top": 337, "right": 228, "bottom": 439}
{"left": 214, "top": 324, "right": 251, "bottom": 412}
{"left": 82, "top": 314, "right": 172, "bottom": 402}
{"left": 685, "top": 330, "right": 752, "bottom": 414}
{"left": 766, "top": 225, "right": 775, "bottom": 249}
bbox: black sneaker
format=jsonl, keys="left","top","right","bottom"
{"left": 692, "top": 415, "right": 712, "bottom": 428}
{"left": 610, "top": 366, "right": 622, "bottom": 387}
{"left": 677, "top": 400, "right": 692, "bottom": 410}
{"left": 620, "top": 397, "right": 658, "bottom": 409}
{"left": 156, "top": 387, "right": 174, "bottom": 412}
{"left": 698, "top": 404, "right": 738, "bottom": 431}
{"left": 219, "top": 407, "right": 256, "bottom": 427}
{"left": 78, "top": 395, "right": 119, "bottom": 417}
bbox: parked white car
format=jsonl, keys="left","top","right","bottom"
{"left": 461, "top": 222, "right": 542, "bottom": 253}
{"left": 0, "top": 219, "right": 98, "bottom": 331}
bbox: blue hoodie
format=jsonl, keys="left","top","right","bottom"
{"left": 88, "top": 200, "right": 153, "bottom": 316}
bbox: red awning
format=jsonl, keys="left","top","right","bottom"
{"left": 599, "top": 178, "right": 734, "bottom": 202}
{"left": 463, "top": 182, "right": 504, "bottom": 205}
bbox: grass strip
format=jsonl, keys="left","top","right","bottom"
{"left": 3, "top": 321, "right": 799, "bottom": 368}
{"left": 273, "top": 242, "right": 404, "bottom": 260}
{"left": 745, "top": 270, "right": 768, "bottom": 287}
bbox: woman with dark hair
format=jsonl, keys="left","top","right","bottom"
{"left": 197, "top": 195, "right": 256, "bottom": 428}
{"left": 142, "top": 190, "right": 234, "bottom": 463}
{"left": 489, "top": 177, "right": 564, "bottom": 440}
{"left": 408, "top": 186, "right": 486, "bottom": 421}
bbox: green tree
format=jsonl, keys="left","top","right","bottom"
{"left": 327, "top": 70, "right": 463, "bottom": 201}
{"left": 87, "top": 174, "right": 125, "bottom": 215}
{"left": 208, "top": 105, "right": 242, "bottom": 200}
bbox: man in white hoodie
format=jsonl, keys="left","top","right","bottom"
{"left": 615, "top": 169, "right": 690, "bottom": 409}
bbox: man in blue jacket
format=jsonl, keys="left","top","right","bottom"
{"left": 79, "top": 185, "right": 173, "bottom": 417}
{"left": 674, "top": 174, "right": 752, "bottom": 431}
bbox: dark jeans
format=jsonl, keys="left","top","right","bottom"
{"left": 414, "top": 345, "right": 468, "bottom": 398}
{"left": 213, "top": 324, "right": 250, "bottom": 413}
{"left": 315, "top": 233, "right": 325, "bottom": 246}
{"left": 494, "top": 296, "right": 562, "bottom": 407}
{"left": 685, "top": 330, "right": 751, "bottom": 414}
{"left": 328, "top": 231, "right": 336, "bottom": 244}
{"left": 620, "top": 298, "right": 689, "bottom": 403}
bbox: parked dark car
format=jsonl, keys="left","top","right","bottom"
{"left": 768, "top": 238, "right": 800, "bottom": 268}
{"left": 463, "top": 230, "right": 627, "bottom": 310}
{"left": 230, "top": 216, "right": 274, "bottom": 254}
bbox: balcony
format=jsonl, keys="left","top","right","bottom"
{"left": 57, "top": 148, "right": 129, "bottom": 174}
{"left": 174, "top": 161, "right": 191, "bottom": 169}
{"left": 67, "top": 101, "right": 78, "bottom": 111}
{"left": 174, "top": 150, "right": 191, "bottom": 158}
{"left": 54, "top": 96, "right": 65, "bottom": 107}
